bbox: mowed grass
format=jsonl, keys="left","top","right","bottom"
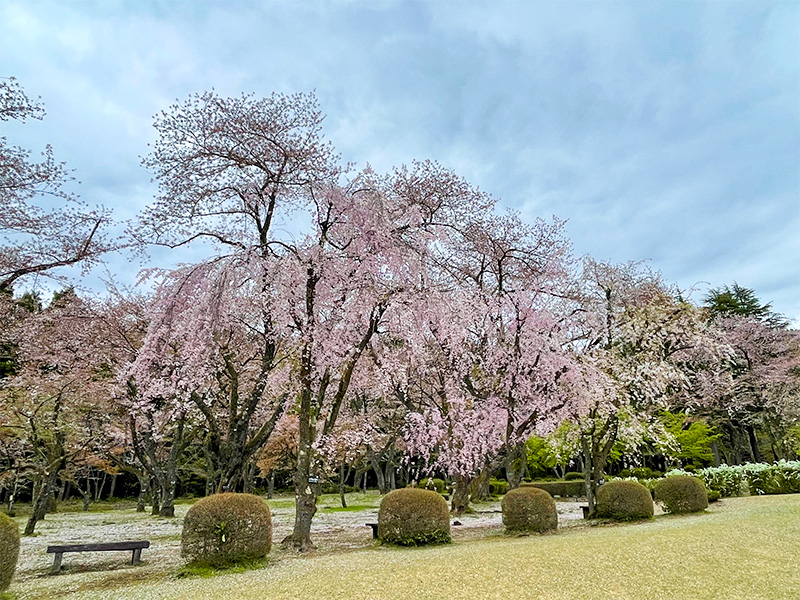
{"left": 18, "top": 494, "right": 800, "bottom": 600}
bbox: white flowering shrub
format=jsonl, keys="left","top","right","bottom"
{"left": 666, "top": 460, "right": 800, "bottom": 497}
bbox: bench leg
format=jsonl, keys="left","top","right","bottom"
{"left": 132, "top": 548, "right": 142, "bottom": 565}
{"left": 50, "top": 552, "right": 63, "bottom": 574}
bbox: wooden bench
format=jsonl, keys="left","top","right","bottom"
{"left": 46, "top": 541, "right": 150, "bottom": 574}
{"left": 366, "top": 523, "right": 379, "bottom": 538}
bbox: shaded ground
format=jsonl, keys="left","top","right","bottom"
{"left": 9, "top": 493, "right": 602, "bottom": 599}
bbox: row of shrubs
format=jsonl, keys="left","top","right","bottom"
{"left": 595, "top": 477, "right": 709, "bottom": 520}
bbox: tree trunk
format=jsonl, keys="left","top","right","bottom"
{"left": 339, "top": 464, "right": 348, "bottom": 508}
{"left": 369, "top": 453, "right": 387, "bottom": 494}
{"left": 159, "top": 449, "right": 179, "bottom": 517}
{"left": 95, "top": 472, "right": 107, "bottom": 502}
{"left": 267, "top": 472, "right": 275, "bottom": 500}
{"left": 469, "top": 467, "right": 491, "bottom": 502}
{"left": 6, "top": 480, "right": 17, "bottom": 516}
{"left": 136, "top": 475, "right": 148, "bottom": 512}
{"left": 282, "top": 377, "right": 319, "bottom": 552}
{"left": 150, "top": 479, "right": 161, "bottom": 516}
{"left": 711, "top": 441, "right": 721, "bottom": 467}
{"left": 24, "top": 467, "right": 61, "bottom": 535}
{"left": 282, "top": 439, "right": 318, "bottom": 551}
{"left": 746, "top": 424, "right": 761, "bottom": 463}
{"left": 505, "top": 443, "right": 526, "bottom": 489}
{"left": 584, "top": 442, "right": 610, "bottom": 517}
{"left": 451, "top": 475, "right": 472, "bottom": 515}
{"left": 108, "top": 474, "right": 117, "bottom": 500}
{"left": 79, "top": 480, "right": 92, "bottom": 512}
{"left": 384, "top": 445, "right": 396, "bottom": 492}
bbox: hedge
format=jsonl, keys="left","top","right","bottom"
{"left": 521, "top": 480, "right": 584, "bottom": 497}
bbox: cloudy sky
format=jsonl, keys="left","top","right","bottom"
{"left": 2, "top": 0, "right": 798, "bottom": 321}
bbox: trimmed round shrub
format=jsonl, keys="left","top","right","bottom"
{"left": 707, "top": 489, "right": 721, "bottom": 503}
{"left": 378, "top": 488, "right": 451, "bottom": 546}
{"left": 564, "top": 472, "right": 585, "bottom": 481}
{"left": 596, "top": 480, "right": 654, "bottom": 521}
{"left": 502, "top": 487, "right": 558, "bottom": 533}
{"left": 655, "top": 476, "right": 708, "bottom": 514}
{"left": 181, "top": 493, "right": 272, "bottom": 566}
{"left": 0, "top": 512, "right": 20, "bottom": 593}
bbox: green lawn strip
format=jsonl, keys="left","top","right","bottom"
{"left": 28, "top": 494, "right": 798, "bottom": 600}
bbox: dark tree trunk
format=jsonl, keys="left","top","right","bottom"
{"left": 25, "top": 466, "right": 61, "bottom": 535}
{"left": 746, "top": 424, "right": 761, "bottom": 463}
{"left": 150, "top": 485, "right": 161, "bottom": 516}
{"left": 339, "top": 464, "right": 348, "bottom": 508}
{"left": 369, "top": 453, "right": 387, "bottom": 494}
{"left": 711, "top": 441, "right": 721, "bottom": 467}
{"left": 108, "top": 474, "right": 117, "bottom": 500}
{"left": 267, "top": 472, "right": 275, "bottom": 499}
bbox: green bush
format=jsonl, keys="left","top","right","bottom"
{"left": 319, "top": 483, "right": 360, "bottom": 494}
{"left": 564, "top": 472, "right": 584, "bottom": 481}
{"left": 655, "top": 476, "right": 708, "bottom": 514}
{"left": 489, "top": 478, "right": 509, "bottom": 496}
{"left": 0, "top": 512, "right": 20, "bottom": 593}
{"left": 378, "top": 488, "right": 451, "bottom": 546}
{"left": 417, "top": 478, "right": 447, "bottom": 494}
{"left": 707, "top": 489, "right": 721, "bottom": 503}
{"left": 502, "top": 487, "right": 557, "bottom": 533}
{"left": 596, "top": 481, "right": 653, "bottom": 521}
{"left": 181, "top": 493, "right": 272, "bottom": 566}
{"left": 618, "top": 467, "right": 663, "bottom": 480}
{"left": 522, "top": 480, "right": 584, "bottom": 497}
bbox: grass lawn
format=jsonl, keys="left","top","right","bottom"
{"left": 9, "top": 494, "right": 800, "bottom": 600}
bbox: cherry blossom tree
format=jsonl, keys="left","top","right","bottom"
{"left": 0, "top": 77, "right": 112, "bottom": 293}
{"left": 568, "top": 259, "right": 732, "bottom": 514}
{"left": 399, "top": 213, "right": 580, "bottom": 513}
{"left": 0, "top": 292, "right": 115, "bottom": 533}
{"left": 708, "top": 314, "right": 800, "bottom": 462}
{"left": 134, "top": 87, "right": 503, "bottom": 549}
{"left": 128, "top": 257, "right": 291, "bottom": 502}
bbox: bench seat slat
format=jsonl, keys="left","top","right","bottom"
{"left": 47, "top": 541, "right": 150, "bottom": 553}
